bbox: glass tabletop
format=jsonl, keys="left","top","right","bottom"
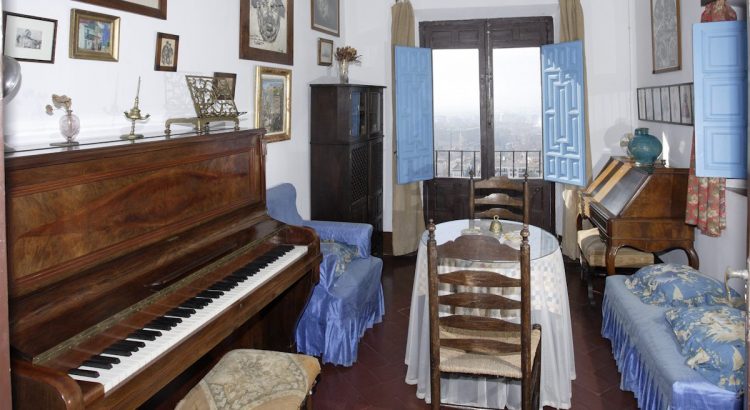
{"left": 421, "top": 219, "right": 559, "bottom": 260}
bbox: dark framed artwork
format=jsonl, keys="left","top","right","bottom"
{"left": 2, "top": 12, "right": 57, "bottom": 63}
{"left": 311, "top": 0, "right": 339, "bottom": 37}
{"left": 69, "top": 9, "right": 120, "bottom": 62}
{"left": 254, "top": 65, "right": 292, "bottom": 142}
{"left": 318, "top": 38, "right": 333, "bottom": 66}
{"left": 650, "top": 0, "right": 681, "bottom": 73}
{"left": 240, "top": 0, "right": 294, "bottom": 65}
{"left": 214, "top": 72, "right": 237, "bottom": 100}
{"left": 154, "top": 32, "right": 178, "bottom": 71}
{"left": 637, "top": 82, "right": 693, "bottom": 125}
{"left": 73, "top": 0, "right": 166, "bottom": 19}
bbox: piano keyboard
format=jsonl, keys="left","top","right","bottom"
{"left": 67, "top": 244, "right": 307, "bottom": 392}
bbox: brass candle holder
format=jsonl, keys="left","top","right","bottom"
{"left": 121, "top": 77, "right": 150, "bottom": 140}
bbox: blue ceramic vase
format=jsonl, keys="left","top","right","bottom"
{"left": 628, "top": 128, "right": 662, "bottom": 166}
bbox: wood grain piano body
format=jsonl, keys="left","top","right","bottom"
{"left": 6, "top": 129, "right": 321, "bottom": 409}
{"left": 580, "top": 157, "right": 698, "bottom": 275}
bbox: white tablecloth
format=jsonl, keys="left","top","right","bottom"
{"left": 404, "top": 219, "right": 576, "bottom": 409}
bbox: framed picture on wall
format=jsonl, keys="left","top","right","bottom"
{"left": 318, "top": 38, "right": 333, "bottom": 65}
{"left": 679, "top": 83, "right": 693, "bottom": 124}
{"left": 240, "top": 0, "right": 294, "bottom": 65}
{"left": 69, "top": 9, "right": 120, "bottom": 62}
{"left": 311, "top": 0, "right": 339, "bottom": 36}
{"left": 154, "top": 32, "right": 178, "bottom": 71}
{"left": 73, "top": 0, "right": 167, "bottom": 19}
{"left": 2, "top": 12, "right": 57, "bottom": 63}
{"left": 669, "top": 86, "right": 680, "bottom": 122}
{"left": 660, "top": 86, "right": 671, "bottom": 122}
{"left": 653, "top": 88, "right": 662, "bottom": 121}
{"left": 650, "top": 0, "right": 681, "bottom": 73}
{"left": 254, "top": 65, "right": 292, "bottom": 143}
{"left": 636, "top": 82, "right": 693, "bottom": 125}
{"left": 645, "top": 88, "right": 654, "bottom": 120}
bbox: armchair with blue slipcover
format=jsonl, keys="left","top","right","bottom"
{"left": 266, "top": 183, "right": 385, "bottom": 366}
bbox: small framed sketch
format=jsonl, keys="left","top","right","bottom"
{"left": 154, "top": 32, "right": 178, "bottom": 71}
{"left": 650, "top": 0, "right": 681, "bottom": 73}
{"left": 255, "top": 66, "right": 292, "bottom": 143}
{"left": 637, "top": 82, "right": 693, "bottom": 125}
{"left": 69, "top": 9, "right": 120, "bottom": 62}
{"left": 240, "top": 0, "right": 294, "bottom": 65}
{"left": 213, "top": 72, "right": 237, "bottom": 100}
{"left": 318, "top": 38, "right": 333, "bottom": 66}
{"left": 311, "top": 0, "right": 339, "bottom": 37}
{"left": 73, "top": 0, "right": 167, "bottom": 20}
{"left": 2, "top": 12, "right": 57, "bottom": 63}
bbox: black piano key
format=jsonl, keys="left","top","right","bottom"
{"left": 197, "top": 290, "right": 222, "bottom": 299}
{"left": 110, "top": 341, "right": 139, "bottom": 352}
{"left": 152, "top": 316, "right": 181, "bottom": 326}
{"left": 145, "top": 321, "right": 173, "bottom": 331}
{"left": 166, "top": 308, "right": 194, "bottom": 318}
{"left": 69, "top": 368, "right": 99, "bottom": 378}
{"left": 102, "top": 347, "right": 132, "bottom": 357}
{"left": 81, "top": 360, "right": 113, "bottom": 370}
{"left": 119, "top": 339, "right": 146, "bottom": 348}
{"left": 129, "top": 329, "right": 161, "bottom": 340}
{"left": 222, "top": 276, "right": 243, "bottom": 285}
{"left": 91, "top": 355, "right": 120, "bottom": 364}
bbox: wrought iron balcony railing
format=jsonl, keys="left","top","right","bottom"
{"left": 433, "top": 150, "right": 542, "bottom": 179}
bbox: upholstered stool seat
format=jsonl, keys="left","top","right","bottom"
{"left": 176, "top": 349, "right": 321, "bottom": 410}
{"left": 577, "top": 228, "right": 654, "bottom": 305}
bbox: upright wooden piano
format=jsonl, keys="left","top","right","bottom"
{"left": 579, "top": 156, "right": 699, "bottom": 275}
{"left": 6, "top": 129, "right": 321, "bottom": 409}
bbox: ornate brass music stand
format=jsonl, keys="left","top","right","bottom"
{"left": 165, "top": 75, "right": 245, "bottom": 136}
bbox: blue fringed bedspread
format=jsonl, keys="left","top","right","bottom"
{"left": 601, "top": 276, "right": 743, "bottom": 410}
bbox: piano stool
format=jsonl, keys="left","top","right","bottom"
{"left": 577, "top": 228, "right": 655, "bottom": 305}
{"left": 175, "top": 349, "right": 321, "bottom": 410}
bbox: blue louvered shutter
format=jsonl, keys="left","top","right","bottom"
{"left": 541, "top": 40, "right": 587, "bottom": 186}
{"left": 395, "top": 46, "right": 434, "bottom": 184}
{"left": 694, "top": 21, "right": 747, "bottom": 178}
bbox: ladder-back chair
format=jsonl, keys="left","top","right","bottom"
{"left": 469, "top": 171, "right": 526, "bottom": 222}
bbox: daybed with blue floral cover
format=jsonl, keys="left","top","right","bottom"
{"left": 267, "top": 183, "right": 385, "bottom": 366}
{"left": 602, "top": 264, "right": 744, "bottom": 410}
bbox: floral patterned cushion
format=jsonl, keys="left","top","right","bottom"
{"left": 625, "top": 263, "right": 740, "bottom": 308}
{"left": 320, "top": 241, "right": 360, "bottom": 278}
{"left": 175, "top": 349, "right": 320, "bottom": 410}
{"left": 665, "top": 305, "right": 746, "bottom": 392}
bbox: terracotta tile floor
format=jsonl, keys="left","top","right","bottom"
{"left": 313, "top": 255, "right": 639, "bottom": 409}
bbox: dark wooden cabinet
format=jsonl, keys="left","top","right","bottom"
{"left": 310, "top": 84, "right": 385, "bottom": 256}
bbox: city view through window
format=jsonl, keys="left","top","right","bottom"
{"left": 433, "top": 47, "right": 543, "bottom": 179}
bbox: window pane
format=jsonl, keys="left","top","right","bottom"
{"left": 493, "top": 47, "right": 542, "bottom": 178}
{"left": 432, "top": 49, "right": 480, "bottom": 178}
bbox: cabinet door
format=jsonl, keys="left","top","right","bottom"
{"left": 368, "top": 90, "right": 383, "bottom": 137}
{"left": 349, "top": 89, "right": 367, "bottom": 140}
{"left": 350, "top": 142, "right": 370, "bottom": 222}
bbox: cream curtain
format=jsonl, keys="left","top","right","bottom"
{"left": 559, "top": 0, "right": 591, "bottom": 259}
{"left": 391, "top": 0, "right": 425, "bottom": 256}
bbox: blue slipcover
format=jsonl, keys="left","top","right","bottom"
{"left": 266, "top": 183, "right": 385, "bottom": 366}
{"left": 602, "top": 275, "right": 742, "bottom": 410}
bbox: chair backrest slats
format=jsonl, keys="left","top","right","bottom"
{"left": 441, "top": 339, "right": 521, "bottom": 356}
{"left": 440, "top": 315, "right": 521, "bottom": 332}
{"left": 474, "top": 208, "right": 524, "bottom": 222}
{"left": 439, "top": 293, "right": 521, "bottom": 310}
{"left": 439, "top": 270, "right": 520, "bottom": 287}
{"left": 469, "top": 172, "right": 526, "bottom": 221}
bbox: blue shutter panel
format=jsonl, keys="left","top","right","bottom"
{"left": 694, "top": 21, "right": 747, "bottom": 178}
{"left": 395, "top": 46, "right": 434, "bottom": 184}
{"left": 541, "top": 41, "right": 587, "bottom": 186}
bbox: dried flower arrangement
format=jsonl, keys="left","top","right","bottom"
{"left": 335, "top": 46, "right": 361, "bottom": 63}
{"left": 45, "top": 94, "right": 73, "bottom": 115}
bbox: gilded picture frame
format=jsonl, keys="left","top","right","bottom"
{"left": 73, "top": 0, "right": 167, "bottom": 20}
{"left": 318, "top": 38, "right": 333, "bottom": 66}
{"left": 311, "top": 0, "right": 339, "bottom": 37}
{"left": 154, "top": 32, "right": 178, "bottom": 71}
{"left": 650, "top": 0, "right": 681, "bottom": 73}
{"left": 2, "top": 12, "right": 58, "bottom": 63}
{"left": 254, "top": 66, "right": 291, "bottom": 143}
{"left": 69, "top": 9, "right": 120, "bottom": 62}
{"left": 214, "top": 72, "right": 237, "bottom": 100}
{"left": 240, "top": 0, "right": 294, "bottom": 65}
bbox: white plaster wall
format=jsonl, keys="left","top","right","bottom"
{"left": 2, "top": 0, "right": 343, "bottom": 220}
{"left": 632, "top": 0, "right": 748, "bottom": 281}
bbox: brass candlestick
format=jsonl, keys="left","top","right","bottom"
{"left": 121, "top": 77, "right": 150, "bottom": 140}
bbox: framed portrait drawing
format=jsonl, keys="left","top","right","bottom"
{"left": 73, "top": 0, "right": 166, "bottom": 19}
{"left": 214, "top": 72, "right": 237, "bottom": 100}
{"left": 318, "top": 38, "right": 333, "bottom": 66}
{"left": 69, "top": 9, "right": 120, "bottom": 62}
{"left": 311, "top": 0, "right": 339, "bottom": 37}
{"left": 650, "top": 0, "right": 681, "bottom": 73}
{"left": 254, "top": 66, "right": 291, "bottom": 143}
{"left": 240, "top": 0, "right": 294, "bottom": 65}
{"left": 3, "top": 12, "right": 57, "bottom": 63}
{"left": 154, "top": 32, "right": 178, "bottom": 71}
